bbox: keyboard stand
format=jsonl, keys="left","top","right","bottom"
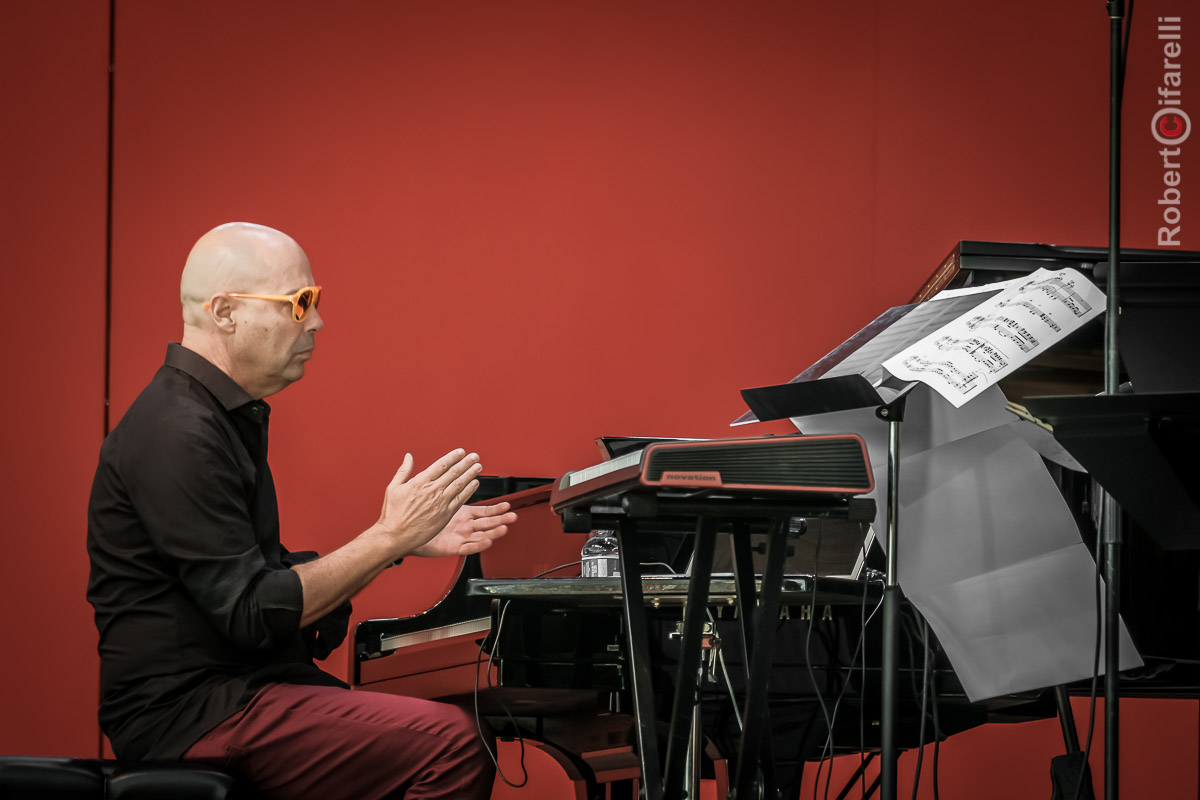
{"left": 593, "top": 493, "right": 866, "bottom": 800}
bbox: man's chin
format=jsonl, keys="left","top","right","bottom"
{"left": 275, "top": 363, "right": 308, "bottom": 391}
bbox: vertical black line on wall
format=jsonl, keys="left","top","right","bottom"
{"left": 104, "top": 0, "right": 115, "bottom": 438}
{"left": 100, "top": 0, "right": 116, "bottom": 758}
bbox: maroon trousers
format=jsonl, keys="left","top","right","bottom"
{"left": 181, "top": 683, "right": 495, "bottom": 799}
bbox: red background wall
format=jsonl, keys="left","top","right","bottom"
{"left": 2, "top": 1, "right": 1195, "bottom": 797}
{"left": 1, "top": 0, "right": 110, "bottom": 760}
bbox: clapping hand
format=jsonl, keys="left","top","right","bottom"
{"left": 409, "top": 501, "right": 518, "bottom": 558}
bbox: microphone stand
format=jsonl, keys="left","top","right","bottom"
{"left": 877, "top": 394, "right": 907, "bottom": 800}
{"left": 1103, "top": 2, "right": 1125, "bottom": 799}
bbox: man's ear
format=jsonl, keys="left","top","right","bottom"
{"left": 207, "top": 294, "right": 237, "bottom": 332}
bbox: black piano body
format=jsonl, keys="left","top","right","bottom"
{"left": 468, "top": 573, "right": 1055, "bottom": 799}
{"left": 350, "top": 242, "right": 1200, "bottom": 797}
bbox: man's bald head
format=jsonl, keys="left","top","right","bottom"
{"left": 178, "top": 222, "right": 323, "bottom": 399}
{"left": 181, "top": 222, "right": 308, "bottom": 327}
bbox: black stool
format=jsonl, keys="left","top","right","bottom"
{"left": 0, "top": 755, "right": 255, "bottom": 799}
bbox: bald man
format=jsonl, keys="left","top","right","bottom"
{"left": 87, "top": 223, "right": 515, "bottom": 799}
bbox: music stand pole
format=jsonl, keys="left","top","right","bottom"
{"left": 1103, "top": 3, "right": 1125, "bottom": 799}
{"left": 877, "top": 396, "right": 906, "bottom": 800}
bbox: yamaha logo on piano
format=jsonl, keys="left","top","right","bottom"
{"left": 711, "top": 603, "right": 835, "bottom": 622}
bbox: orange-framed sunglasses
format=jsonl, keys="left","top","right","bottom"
{"left": 205, "top": 285, "right": 323, "bottom": 322}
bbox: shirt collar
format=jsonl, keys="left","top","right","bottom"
{"left": 164, "top": 342, "right": 259, "bottom": 412}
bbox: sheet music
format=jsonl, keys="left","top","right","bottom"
{"left": 883, "top": 268, "right": 1106, "bottom": 408}
{"left": 793, "top": 291, "right": 1006, "bottom": 388}
{"left": 731, "top": 273, "right": 1046, "bottom": 426}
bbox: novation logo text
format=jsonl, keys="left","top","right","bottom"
{"left": 661, "top": 471, "right": 723, "bottom": 484}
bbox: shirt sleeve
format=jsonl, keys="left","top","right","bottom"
{"left": 279, "top": 547, "right": 352, "bottom": 660}
{"left": 121, "top": 401, "right": 303, "bottom": 651}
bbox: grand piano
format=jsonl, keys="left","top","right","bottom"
{"left": 350, "top": 242, "right": 1200, "bottom": 800}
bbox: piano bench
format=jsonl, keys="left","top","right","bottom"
{"left": 0, "top": 755, "right": 256, "bottom": 799}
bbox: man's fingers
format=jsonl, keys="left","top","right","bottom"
{"left": 389, "top": 453, "right": 415, "bottom": 488}
{"left": 467, "top": 510, "right": 518, "bottom": 532}
{"left": 382, "top": 453, "right": 415, "bottom": 517}
{"left": 460, "top": 524, "right": 510, "bottom": 555}
{"left": 471, "top": 502, "right": 512, "bottom": 518}
{"left": 446, "top": 479, "right": 480, "bottom": 514}
{"left": 416, "top": 448, "right": 471, "bottom": 482}
{"left": 445, "top": 461, "right": 483, "bottom": 500}
{"left": 409, "top": 449, "right": 456, "bottom": 483}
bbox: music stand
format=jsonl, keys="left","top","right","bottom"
{"left": 741, "top": 374, "right": 912, "bottom": 800}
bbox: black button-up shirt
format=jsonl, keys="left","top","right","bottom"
{"left": 87, "top": 343, "right": 344, "bottom": 760}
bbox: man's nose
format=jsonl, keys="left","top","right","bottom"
{"left": 306, "top": 306, "right": 324, "bottom": 332}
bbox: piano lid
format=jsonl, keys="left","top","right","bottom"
{"left": 734, "top": 240, "right": 1200, "bottom": 425}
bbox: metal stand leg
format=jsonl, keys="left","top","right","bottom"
{"left": 664, "top": 516, "right": 718, "bottom": 800}
{"left": 1102, "top": 1, "right": 1127, "bottom": 793}
{"left": 684, "top": 692, "right": 703, "bottom": 800}
{"left": 730, "top": 523, "right": 757, "bottom": 666}
{"left": 880, "top": 585, "right": 900, "bottom": 800}
{"left": 1054, "top": 685, "right": 1082, "bottom": 754}
{"left": 732, "top": 517, "right": 789, "bottom": 800}
{"left": 617, "top": 518, "right": 663, "bottom": 800}
{"left": 1104, "top": 522, "right": 1121, "bottom": 800}
{"left": 876, "top": 398, "right": 906, "bottom": 800}
{"left": 682, "top": 623, "right": 718, "bottom": 800}
{"left": 728, "top": 523, "right": 777, "bottom": 798}
{"left": 833, "top": 753, "right": 877, "bottom": 800}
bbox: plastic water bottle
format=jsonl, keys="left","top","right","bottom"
{"left": 581, "top": 529, "right": 620, "bottom": 577}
